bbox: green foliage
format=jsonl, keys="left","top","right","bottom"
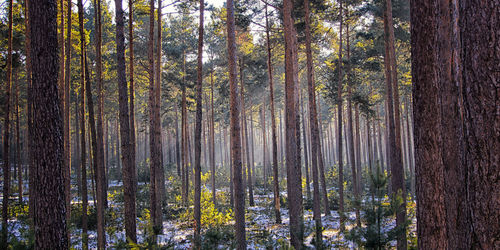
{"left": 201, "top": 225, "right": 234, "bottom": 250}
{"left": 346, "top": 165, "right": 408, "bottom": 249}
{"left": 179, "top": 189, "right": 233, "bottom": 229}
{"left": 70, "top": 203, "right": 97, "bottom": 231}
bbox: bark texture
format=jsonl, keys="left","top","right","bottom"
{"left": 226, "top": 0, "right": 246, "bottom": 248}
{"left": 29, "top": 0, "right": 68, "bottom": 247}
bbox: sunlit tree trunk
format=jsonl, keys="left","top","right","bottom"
{"left": 227, "top": 0, "right": 246, "bottom": 248}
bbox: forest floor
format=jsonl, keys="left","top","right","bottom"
{"left": 3, "top": 178, "right": 417, "bottom": 249}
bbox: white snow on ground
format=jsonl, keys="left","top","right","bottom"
{"left": 6, "top": 184, "right": 416, "bottom": 249}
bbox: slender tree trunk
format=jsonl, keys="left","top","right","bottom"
{"left": 346, "top": 24, "right": 361, "bottom": 227}
{"left": 355, "top": 106, "right": 362, "bottom": 193}
{"left": 210, "top": 70, "right": 217, "bottom": 206}
{"left": 30, "top": 1, "right": 68, "bottom": 247}
{"left": 260, "top": 106, "right": 268, "bottom": 191}
{"left": 226, "top": 0, "right": 246, "bottom": 248}
{"left": 15, "top": 73, "right": 22, "bottom": 204}
{"left": 58, "top": 0, "right": 64, "bottom": 109}
{"left": 337, "top": 0, "right": 345, "bottom": 232}
{"left": 76, "top": 2, "right": 89, "bottom": 246}
{"left": 76, "top": 8, "right": 89, "bottom": 242}
{"left": 63, "top": 0, "right": 72, "bottom": 227}
{"left": 23, "top": 0, "right": 35, "bottom": 222}
{"left": 94, "top": 0, "right": 107, "bottom": 210}
{"left": 114, "top": 0, "right": 137, "bottom": 243}
{"left": 83, "top": 10, "right": 105, "bottom": 247}
{"left": 383, "top": 4, "right": 406, "bottom": 247}
{"left": 300, "top": 89, "right": 311, "bottom": 201}
{"left": 242, "top": 88, "right": 254, "bottom": 206}
{"left": 303, "top": 0, "right": 322, "bottom": 244}
{"left": 1, "top": 0, "right": 13, "bottom": 245}
{"left": 156, "top": 0, "right": 165, "bottom": 215}
{"left": 175, "top": 105, "right": 181, "bottom": 176}
{"left": 193, "top": 0, "right": 204, "bottom": 246}
{"left": 128, "top": 0, "right": 137, "bottom": 209}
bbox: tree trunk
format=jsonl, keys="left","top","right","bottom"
{"left": 260, "top": 105, "right": 268, "bottom": 191}
{"left": 460, "top": 1, "right": 499, "bottom": 247}
{"left": 76, "top": 6, "right": 89, "bottom": 242}
{"left": 63, "top": 0, "right": 72, "bottom": 227}
{"left": 15, "top": 72, "right": 22, "bottom": 204}
{"left": 114, "top": 0, "right": 137, "bottom": 243}
{"left": 194, "top": 0, "right": 204, "bottom": 246}
{"left": 210, "top": 69, "right": 217, "bottom": 206}
{"left": 383, "top": 3, "right": 406, "bottom": 248}
{"left": 1, "top": 0, "right": 13, "bottom": 245}
{"left": 83, "top": 0, "right": 105, "bottom": 244}
{"left": 128, "top": 0, "right": 137, "bottom": 208}
{"left": 303, "top": 0, "right": 323, "bottom": 244}
{"left": 337, "top": 0, "right": 345, "bottom": 232}
{"left": 76, "top": 2, "right": 88, "bottom": 246}
{"left": 175, "top": 105, "right": 181, "bottom": 176}
{"left": 148, "top": 0, "right": 161, "bottom": 232}
{"left": 346, "top": 23, "right": 361, "bottom": 227}
{"left": 30, "top": 1, "right": 68, "bottom": 247}
{"left": 283, "top": 0, "right": 304, "bottom": 247}
{"left": 95, "top": 0, "right": 106, "bottom": 210}
{"left": 23, "top": 0, "right": 35, "bottom": 222}
{"left": 300, "top": 89, "right": 311, "bottom": 201}
{"left": 226, "top": 0, "right": 246, "bottom": 248}
{"left": 156, "top": 0, "right": 165, "bottom": 216}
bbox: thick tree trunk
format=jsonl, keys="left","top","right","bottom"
{"left": 226, "top": 0, "right": 246, "bottom": 248}
{"left": 30, "top": 1, "right": 68, "bottom": 247}
{"left": 460, "top": 1, "right": 499, "bottom": 248}
{"left": 283, "top": 0, "right": 304, "bottom": 247}
{"left": 194, "top": 0, "right": 204, "bottom": 246}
